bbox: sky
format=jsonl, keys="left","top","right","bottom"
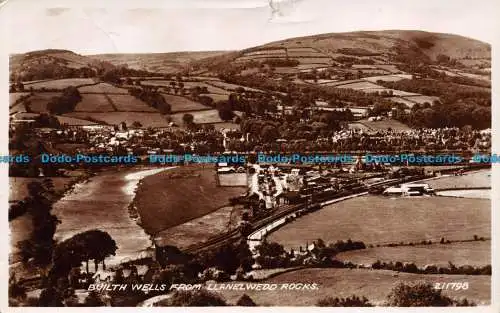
{"left": 1, "top": 0, "right": 498, "bottom": 54}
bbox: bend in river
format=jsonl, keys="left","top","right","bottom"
{"left": 52, "top": 167, "right": 171, "bottom": 266}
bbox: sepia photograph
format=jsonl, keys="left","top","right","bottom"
{"left": 2, "top": 0, "right": 497, "bottom": 309}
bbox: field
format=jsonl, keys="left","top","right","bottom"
{"left": 162, "top": 94, "right": 210, "bottom": 112}
{"left": 212, "top": 122, "right": 240, "bottom": 130}
{"left": 134, "top": 165, "right": 246, "bottom": 235}
{"left": 205, "top": 93, "right": 229, "bottom": 102}
{"left": 56, "top": 115, "right": 98, "bottom": 126}
{"left": 207, "top": 81, "right": 265, "bottom": 93}
{"left": 141, "top": 80, "right": 230, "bottom": 95}
{"left": 356, "top": 119, "right": 411, "bottom": 131}
{"left": 108, "top": 94, "right": 157, "bottom": 112}
{"left": 25, "top": 92, "right": 61, "bottom": 112}
{"left": 218, "top": 173, "right": 247, "bottom": 187}
{"left": 337, "top": 241, "right": 490, "bottom": 267}
{"left": 74, "top": 94, "right": 114, "bottom": 112}
{"left": 24, "top": 78, "right": 95, "bottom": 89}
{"left": 403, "top": 95, "right": 440, "bottom": 104}
{"left": 63, "top": 112, "right": 170, "bottom": 128}
{"left": 9, "top": 92, "right": 30, "bottom": 106}
{"left": 214, "top": 268, "right": 490, "bottom": 306}
{"left": 170, "top": 109, "right": 224, "bottom": 125}
{"left": 427, "top": 170, "right": 490, "bottom": 189}
{"left": 268, "top": 195, "right": 490, "bottom": 249}
{"left": 78, "top": 83, "right": 128, "bottom": 94}
{"left": 154, "top": 205, "right": 245, "bottom": 249}
{"left": 10, "top": 103, "right": 27, "bottom": 115}
{"left": 389, "top": 97, "right": 417, "bottom": 107}
{"left": 363, "top": 74, "right": 412, "bottom": 83}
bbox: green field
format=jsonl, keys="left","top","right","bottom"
{"left": 108, "top": 94, "right": 158, "bottom": 112}
{"left": 78, "top": 82, "right": 128, "bottom": 94}
{"left": 74, "top": 94, "right": 114, "bottom": 112}
{"left": 24, "top": 78, "right": 95, "bottom": 89}
{"left": 268, "top": 195, "right": 490, "bottom": 249}
{"left": 135, "top": 165, "right": 246, "bottom": 235}
{"left": 162, "top": 94, "right": 211, "bottom": 112}
{"left": 337, "top": 241, "right": 491, "bottom": 267}
{"left": 213, "top": 268, "right": 490, "bottom": 306}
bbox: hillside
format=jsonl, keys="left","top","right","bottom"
{"left": 9, "top": 49, "right": 112, "bottom": 82}
{"left": 9, "top": 30, "right": 491, "bottom": 131}
{"left": 89, "top": 51, "right": 232, "bottom": 74}
{"left": 190, "top": 30, "right": 491, "bottom": 75}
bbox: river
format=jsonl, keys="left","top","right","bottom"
{"left": 52, "top": 167, "right": 172, "bottom": 266}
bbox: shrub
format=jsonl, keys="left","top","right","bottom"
{"left": 317, "top": 295, "right": 373, "bottom": 307}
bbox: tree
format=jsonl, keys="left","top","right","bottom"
{"left": 166, "top": 289, "right": 227, "bottom": 306}
{"left": 182, "top": 113, "right": 194, "bottom": 125}
{"left": 39, "top": 287, "right": 64, "bottom": 307}
{"left": 236, "top": 294, "right": 257, "bottom": 306}
{"left": 131, "top": 121, "right": 142, "bottom": 128}
{"left": 387, "top": 282, "right": 453, "bottom": 306}
{"left": 83, "top": 291, "right": 105, "bottom": 306}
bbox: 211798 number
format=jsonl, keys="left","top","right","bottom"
{"left": 434, "top": 282, "right": 469, "bottom": 291}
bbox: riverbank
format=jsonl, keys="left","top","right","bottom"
{"left": 51, "top": 166, "right": 173, "bottom": 266}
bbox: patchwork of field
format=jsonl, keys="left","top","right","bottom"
{"left": 214, "top": 268, "right": 490, "bottom": 306}
{"left": 268, "top": 196, "right": 490, "bottom": 249}
{"left": 24, "top": 78, "right": 95, "bottom": 89}
{"left": 337, "top": 241, "right": 490, "bottom": 267}
{"left": 108, "top": 94, "right": 157, "bottom": 112}
{"left": 26, "top": 92, "right": 61, "bottom": 112}
{"left": 171, "top": 109, "right": 224, "bottom": 125}
{"left": 63, "top": 112, "right": 170, "bottom": 128}
{"left": 74, "top": 94, "right": 114, "bottom": 112}
{"left": 162, "top": 94, "right": 210, "bottom": 112}
{"left": 78, "top": 82, "right": 128, "bottom": 94}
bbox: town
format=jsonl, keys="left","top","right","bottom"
{"left": 7, "top": 27, "right": 492, "bottom": 308}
